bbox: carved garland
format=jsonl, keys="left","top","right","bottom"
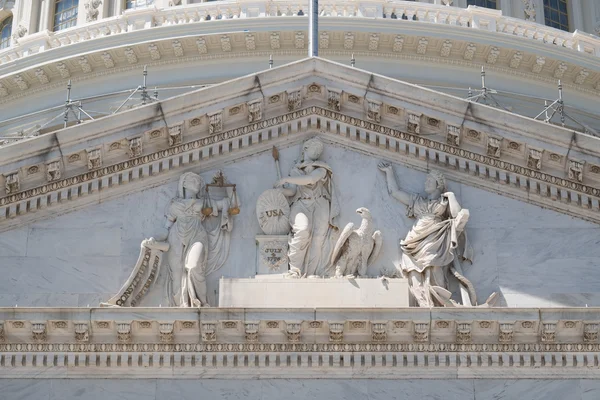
{"left": 1, "top": 107, "right": 598, "bottom": 214}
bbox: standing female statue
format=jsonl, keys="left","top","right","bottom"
{"left": 378, "top": 162, "right": 494, "bottom": 307}
{"left": 274, "top": 138, "right": 339, "bottom": 277}
{"left": 156, "top": 172, "right": 233, "bottom": 307}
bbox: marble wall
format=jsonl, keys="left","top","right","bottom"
{"left": 0, "top": 141, "right": 598, "bottom": 307}
{"left": 1, "top": 378, "right": 599, "bottom": 400}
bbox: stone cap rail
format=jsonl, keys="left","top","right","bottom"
{"left": 0, "top": 307, "right": 598, "bottom": 346}
{"left": 2, "top": 2, "right": 600, "bottom": 66}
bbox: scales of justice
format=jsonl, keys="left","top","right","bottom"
{"left": 105, "top": 137, "right": 495, "bottom": 309}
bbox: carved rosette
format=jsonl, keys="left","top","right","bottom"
{"left": 286, "top": 322, "right": 302, "bottom": 343}
{"left": 208, "top": 111, "right": 223, "bottom": 134}
{"left": 456, "top": 322, "right": 472, "bottom": 344}
{"left": 74, "top": 323, "right": 89, "bottom": 342}
{"left": 159, "top": 322, "right": 174, "bottom": 343}
{"left": 413, "top": 323, "right": 429, "bottom": 343}
{"left": 202, "top": 322, "right": 216, "bottom": 342}
{"left": 499, "top": 323, "right": 514, "bottom": 343}
{"left": 247, "top": 100, "right": 262, "bottom": 123}
{"left": 32, "top": 322, "right": 47, "bottom": 342}
{"left": 168, "top": 125, "right": 183, "bottom": 146}
{"left": 245, "top": 322, "right": 259, "bottom": 342}
{"left": 128, "top": 137, "right": 143, "bottom": 158}
{"left": 329, "top": 322, "right": 344, "bottom": 343}
{"left": 287, "top": 90, "right": 302, "bottom": 111}
{"left": 371, "top": 322, "right": 387, "bottom": 342}
{"left": 117, "top": 322, "right": 132, "bottom": 343}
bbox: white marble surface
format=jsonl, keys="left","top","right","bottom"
{"left": 219, "top": 278, "right": 409, "bottom": 308}
{"left": 1, "top": 379, "right": 600, "bottom": 399}
{"left": 0, "top": 143, "right": 598, "bottom": 307}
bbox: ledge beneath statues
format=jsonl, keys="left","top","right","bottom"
{"left": 218, "top": 276, "right": 409, "bottom": 308}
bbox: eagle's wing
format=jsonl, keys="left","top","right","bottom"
{"left": 367, "top": 230, "right": 383, "bottom": 267}
{"left": 330, "top": 222, "right": 354, "bottom": 265}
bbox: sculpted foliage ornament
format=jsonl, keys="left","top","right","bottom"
{"left": 4, "top": 172, "right": 19, "bottom": 195}
{"left": 79, "top": 57, "right": 92, "bottom": 73}
{"left": 393, "top": 36, "right": 404, "bottom": 53}
{"left": 294, "top": 32, "right": 305, "bottom": 49}
{"left": 248, "top": 100, "right": 262, "bottom": 122}
{"left": 46, "top": 161, "right": 61, "bottom": 182}
{"left": 124, "top": 48, "right": 138, "bottom": 64}
{"left": 464, "top": 43, "right": 476, "bottom": 60}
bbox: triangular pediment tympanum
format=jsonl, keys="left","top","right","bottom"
{"left": 0, "top": 57, "right": 599, "bottom": 232}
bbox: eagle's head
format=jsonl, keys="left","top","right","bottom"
{"left": 356, "top": 207, "right": 372, "bottom": 220}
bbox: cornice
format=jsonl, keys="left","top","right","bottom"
{"left": 1, "top": 5, "right": 600, "bottom": 108}
{"left": 1, "top": 62, "right": 600, "bottom": 230}
{"left": 0, "top": 307, "right": 599, "bottom": 379}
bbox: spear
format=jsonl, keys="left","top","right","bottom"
{"left": 272, "top": 146, "right": 282, "bottom": 181}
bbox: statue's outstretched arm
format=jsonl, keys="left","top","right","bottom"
{"left": 278, "top": 167, "right": 327, "bottom": 187}
{"left": 378, "top": 162, "right": 411, "bottom": 206}
{"left": 443, "top": 192, "right": 462, "bottom": 218}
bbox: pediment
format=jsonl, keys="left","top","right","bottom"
{"left": 0, "top": 57, "right": 599, "bottom": 232}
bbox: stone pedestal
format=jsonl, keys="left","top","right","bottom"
{"left": 219, "top": 277, "right": 410, "bottom": 308}
{"left": 255, "top": 235, "right": 289, "bottom": 275}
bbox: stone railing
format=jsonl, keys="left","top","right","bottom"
{"left": 2, "top": 2, "right": 600, "bottom": 65}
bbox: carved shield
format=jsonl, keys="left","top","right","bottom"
{"left": 256, "top": 189, "right": 290, "bottom": 235}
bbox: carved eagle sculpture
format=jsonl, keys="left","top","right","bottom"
{"left": 331, "top": 207, "right": 383, "bottom": 278}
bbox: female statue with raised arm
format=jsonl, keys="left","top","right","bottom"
{"left": 274, "top": 138, "right": 339, "bottom": 277}
{"left": 378, "top": 162, "right": 493, "bottom": 307}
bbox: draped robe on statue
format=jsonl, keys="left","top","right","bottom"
{"left": 165, "top": 197, "right": 232, "bottom": 307}
{"left": 400, "top": 194, "right": 472, "bottom": 289}
{"left": 288, "top": 161, "right": 340, "bottom": 277}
